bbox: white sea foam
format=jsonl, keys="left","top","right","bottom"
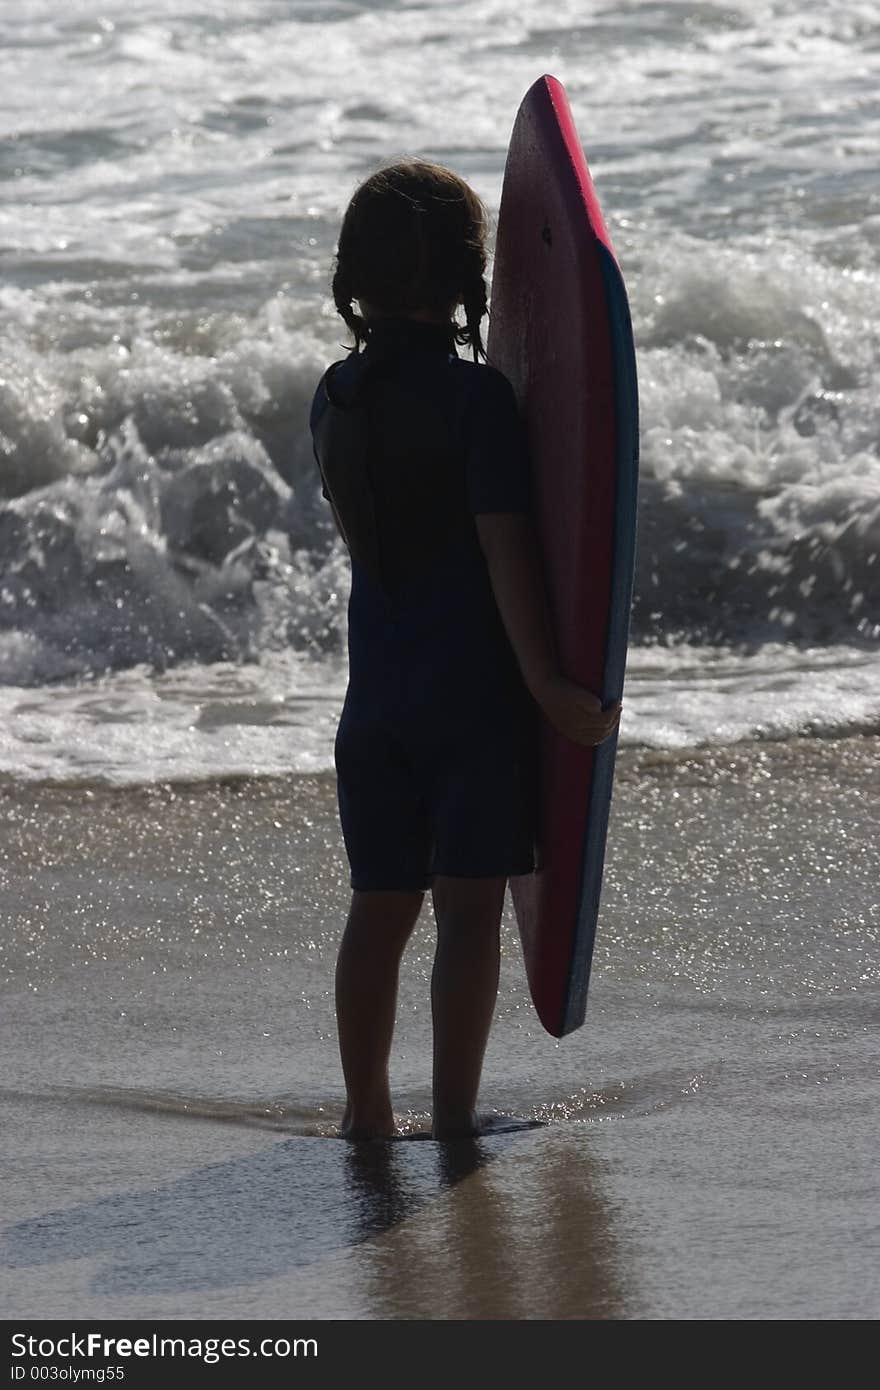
{"left": 1, "top": 642, "right": 878, "bottom": 786}
{"left": 0, "top": 651, "right": 346, "bottom": 785}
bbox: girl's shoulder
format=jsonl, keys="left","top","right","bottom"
{"left": 451, "top": 357, "right": 521, "bottom": 421}
{"left": 310, "top": 354, "right": 362, "bottom": 432}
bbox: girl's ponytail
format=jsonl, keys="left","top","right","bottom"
{"left": 332, "top": 264, "right": 368, "bottom": 354}
{"left": 459, "top": 243, "right": 489, "bottom": 364}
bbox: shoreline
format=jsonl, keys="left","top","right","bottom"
{"left": 1, "top": 729, "right": 877, "bottom": 797}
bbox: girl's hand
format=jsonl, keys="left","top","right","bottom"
{"left": 535, "top": 675, "right": 622, "bottom": 747}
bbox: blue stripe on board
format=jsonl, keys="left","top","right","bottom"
{"left": 562, "top": 245, "right": 640, "bottom": 1035}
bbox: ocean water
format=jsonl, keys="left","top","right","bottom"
{"left": 1, "top": 0, "right": 878, "bottom": 1322}
{"left": 1, "top": 0, "right": 878, "bottom": 779}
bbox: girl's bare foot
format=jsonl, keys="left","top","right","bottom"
{"left": 431, "top": 1109, "right": 480, "bottom": 1140}
{"left": 340, "top": 1103, "right": 396, "bottom": 1141}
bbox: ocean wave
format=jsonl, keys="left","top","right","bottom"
{"left": 1, "top": 231, "right": 877, "bottom": 686}
{"left": 1, "top": 1, "right": 878, "bottom": 683}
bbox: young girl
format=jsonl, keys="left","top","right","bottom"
{"left": 310, "top": 160, "right": 620, "bottom": 1140}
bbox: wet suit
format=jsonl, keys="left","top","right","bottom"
{"left": 310, "top": 316, "right": 537, "bottom": 891}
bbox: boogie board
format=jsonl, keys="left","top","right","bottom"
{"left": 488, "top": 75, "right": 639, "bottom": 1038}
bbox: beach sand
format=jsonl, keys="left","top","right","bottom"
{"left": 1, "top": 736, "right": 877, "bottom": 1319}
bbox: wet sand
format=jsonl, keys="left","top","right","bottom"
{"left": 1, "top": 737, "right": 878, "bottom": 1319}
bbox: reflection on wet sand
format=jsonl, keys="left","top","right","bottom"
{"left": 1, "top": 1106, "right": 623, "bottom": 1316}
{"left": 1, "top": 1133, "right": 435, "bottom": 1297}
{"left": 350, "top": 1130, "right": 624, "bottom": 1319}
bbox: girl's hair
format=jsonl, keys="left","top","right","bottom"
{"left": 331, "top": 160, "right": 489, "bottom": 362}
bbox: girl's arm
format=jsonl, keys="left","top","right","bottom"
{"left": 475, "top": 513, "right": 621, "bottom": 747}
{"left": 328, "top": 497, "right": 347, "bottom": 545}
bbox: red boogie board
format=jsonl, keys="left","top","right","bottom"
{"left": 488, "top": 76, "right": 639, "bottom": 1037}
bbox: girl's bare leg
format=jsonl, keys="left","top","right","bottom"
{"left": 430, "top": 875, "right": 507, "bottom": 1139}
{"left": 335, "top": 888, "right": 424, "bottom": 1139}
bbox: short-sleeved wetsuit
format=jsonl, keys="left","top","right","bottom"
{"left": 310, "top": 316, "right": 537, "bottom": 891}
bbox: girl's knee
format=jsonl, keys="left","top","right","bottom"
{"left": 431, "top": 875, "right": 506, "bottom": 931}
{"left": 347, "top": 888, "right": 425, "bottom": 936}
